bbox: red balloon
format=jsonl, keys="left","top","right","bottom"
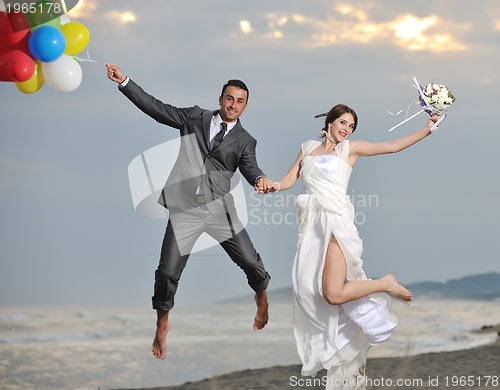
{"left": 0, "top": 49, "right": 35, "bottom": 82}
{"left": 0, "top": 41, "right": 9, "bottom": 57}
{"left": 0, "top": 11, "right": 31, "bottom": 55}
{"left": 0, "top": 13, "right": 10, "bottom": 56}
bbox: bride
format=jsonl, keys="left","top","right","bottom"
{"left": 265, "top": 104, "right": 439, "bottom": 389}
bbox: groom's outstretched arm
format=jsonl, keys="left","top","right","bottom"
{"left": 106, "top": 63, "right": 193, "bottom": 129}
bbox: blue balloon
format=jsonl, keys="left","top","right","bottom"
{"left": 28, "top": 26, "right": 66, "bottom": 63}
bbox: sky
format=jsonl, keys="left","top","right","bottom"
{"left": 1, "top": 0, "right": 499, "bottom": 307}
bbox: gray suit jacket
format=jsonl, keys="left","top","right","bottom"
{"left": 119, "top": 79, "right": 265, "bottom": 213}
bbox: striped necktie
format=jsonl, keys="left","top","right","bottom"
{"left": 211, "top": 122, "right": 227, "bottom": 150}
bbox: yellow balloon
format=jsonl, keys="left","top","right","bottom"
{"left": 60, "top": 22, "right": 90, "bottom": 55}
{"left": 15, "top": 61, "right": 45, "bottom": 94}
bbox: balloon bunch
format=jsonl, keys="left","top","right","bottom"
{"left": 0, "top": 6, "right": 90, "bottom": 94}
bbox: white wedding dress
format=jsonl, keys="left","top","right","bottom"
{"left": 292, "top": 140, "right": 398, "bottom": 390}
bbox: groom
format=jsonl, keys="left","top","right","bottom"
{"left": 106, "top": 63, "right": 272, "bottom": 360}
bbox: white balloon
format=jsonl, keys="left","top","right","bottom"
{"left": 42, "top": 55, "right": 82, "bottom": 93}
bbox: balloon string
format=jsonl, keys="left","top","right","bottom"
{"left": 388, "top": 108, "right": 426, "bottom": 132}
{"left": 74, "top": 49, "right": 98, "bottom": 63}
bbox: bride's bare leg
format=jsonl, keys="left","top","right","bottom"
{"left": 322, "top": 236, "right": 412, "bottom": 304}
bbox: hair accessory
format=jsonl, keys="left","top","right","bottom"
{"left": 314, "top": 112, "right": 328, "bottom": 118}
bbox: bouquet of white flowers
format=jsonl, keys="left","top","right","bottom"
{"left": 389, "top": 77, "right": 455, "bottom": 132}
{"left": 420, "top": 83, "right": 455, "bottom": 114}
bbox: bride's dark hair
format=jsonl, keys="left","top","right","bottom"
{"left": 320, "top": 104, "right": 358, "bottom": 133}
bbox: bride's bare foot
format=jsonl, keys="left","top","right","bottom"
{"left": 383, "top": 274, "right": 412, "bottom": 303}
{"left": 253, "top": 290, "right": 269, "bottom": 330}
{"left": 152, "top": 310, "right": 170, "bottom": 359}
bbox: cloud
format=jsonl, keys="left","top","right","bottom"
{"left": 65, "top": 0, "right": 136, "bottom": 25}
{"left": 105, "top": 10, "right": 137, "bottom": 25}
{"left": 335, "top": 4, "right": 368, "bottom": 22}
{"left": 66, "top": 0, "right": 98, "bottom": 19}
{"left": 391, "top": 14, "right": 466, "bottom": 52}
{"left": 240, "top": 20, "right": 253, "bottom": 34}
{"left": 238, "top": 4, "right": 467, "bottom": 52}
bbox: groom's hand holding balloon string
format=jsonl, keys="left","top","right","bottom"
{"left": 106, "top": 63, "right": 126, "bottom": 84}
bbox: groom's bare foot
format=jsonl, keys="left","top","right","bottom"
{"left": 253, "top": 289, "right": 269, "bottom": 330}
{"left": 383, "top": 274, "right": 413, "bottom": 303}
{"left": 152, "top": 310, "right": 170, "bottom": 359}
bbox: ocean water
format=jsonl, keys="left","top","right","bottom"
{"left": 0, "top": 299, "right": 499, "bottom": 390}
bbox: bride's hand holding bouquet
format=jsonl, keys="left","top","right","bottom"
{"left": 389, "top": 78, "right": 455, "bottom": 133}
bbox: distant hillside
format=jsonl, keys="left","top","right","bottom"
{"left": 218, "top": 272, "right": 500, "bottom": 304}
{"left": 406, "top": 272, "right": 500, "bottom": 300}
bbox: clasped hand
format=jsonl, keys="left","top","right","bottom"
{"left": 254, "top": 177, "right": 279, "bottom": 194}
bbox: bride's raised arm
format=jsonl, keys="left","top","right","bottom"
{"left": 269, "top": 149, "right": 304, "bottom": 192}
{"left": 350, "top": 114, "right": 439, "bottom": 158}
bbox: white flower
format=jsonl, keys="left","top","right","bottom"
{"left": 421, "top": 83, "right": 455, "bottom": 112}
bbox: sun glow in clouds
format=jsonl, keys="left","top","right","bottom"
{"left": 119, "top": 11, "right": 136, "bottom": 24}
{"left": 67, "top": 0, "right": 97, "bottom": 19}
{"left": 240, "top": 20, "right": 253, "bottom": 34}
{"left": 335, "top": 4, "right": 368, "bottom": 22}
{"left": 65, "top": 1, "right": 136, "bottom": 24}
{"left": 277, "top": 16, "right": 288, "bottom": 26}
{"left": 392, "top": 14, "right": 465, "bottom": 51}
{"left": 241, "top": 5, "right": 466, "bottom": 52}
{"left": 270, "top": 30, "right": 283, "bottom": 39}
{"left": 394, "top": 16, "right": 436, "bottom": 40}
{"left": 106, "top": 10, "right": 137, "bottom": 25}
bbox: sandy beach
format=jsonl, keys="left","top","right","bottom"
{"left": 2, "top": 301, "right": 499, "bottom": 390}
{"left": 114, "top": 331, "right": 500, "bottom": 390}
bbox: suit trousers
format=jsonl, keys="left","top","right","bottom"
{"left": 152, "top": 203, "right": 271, "bottom": 311}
